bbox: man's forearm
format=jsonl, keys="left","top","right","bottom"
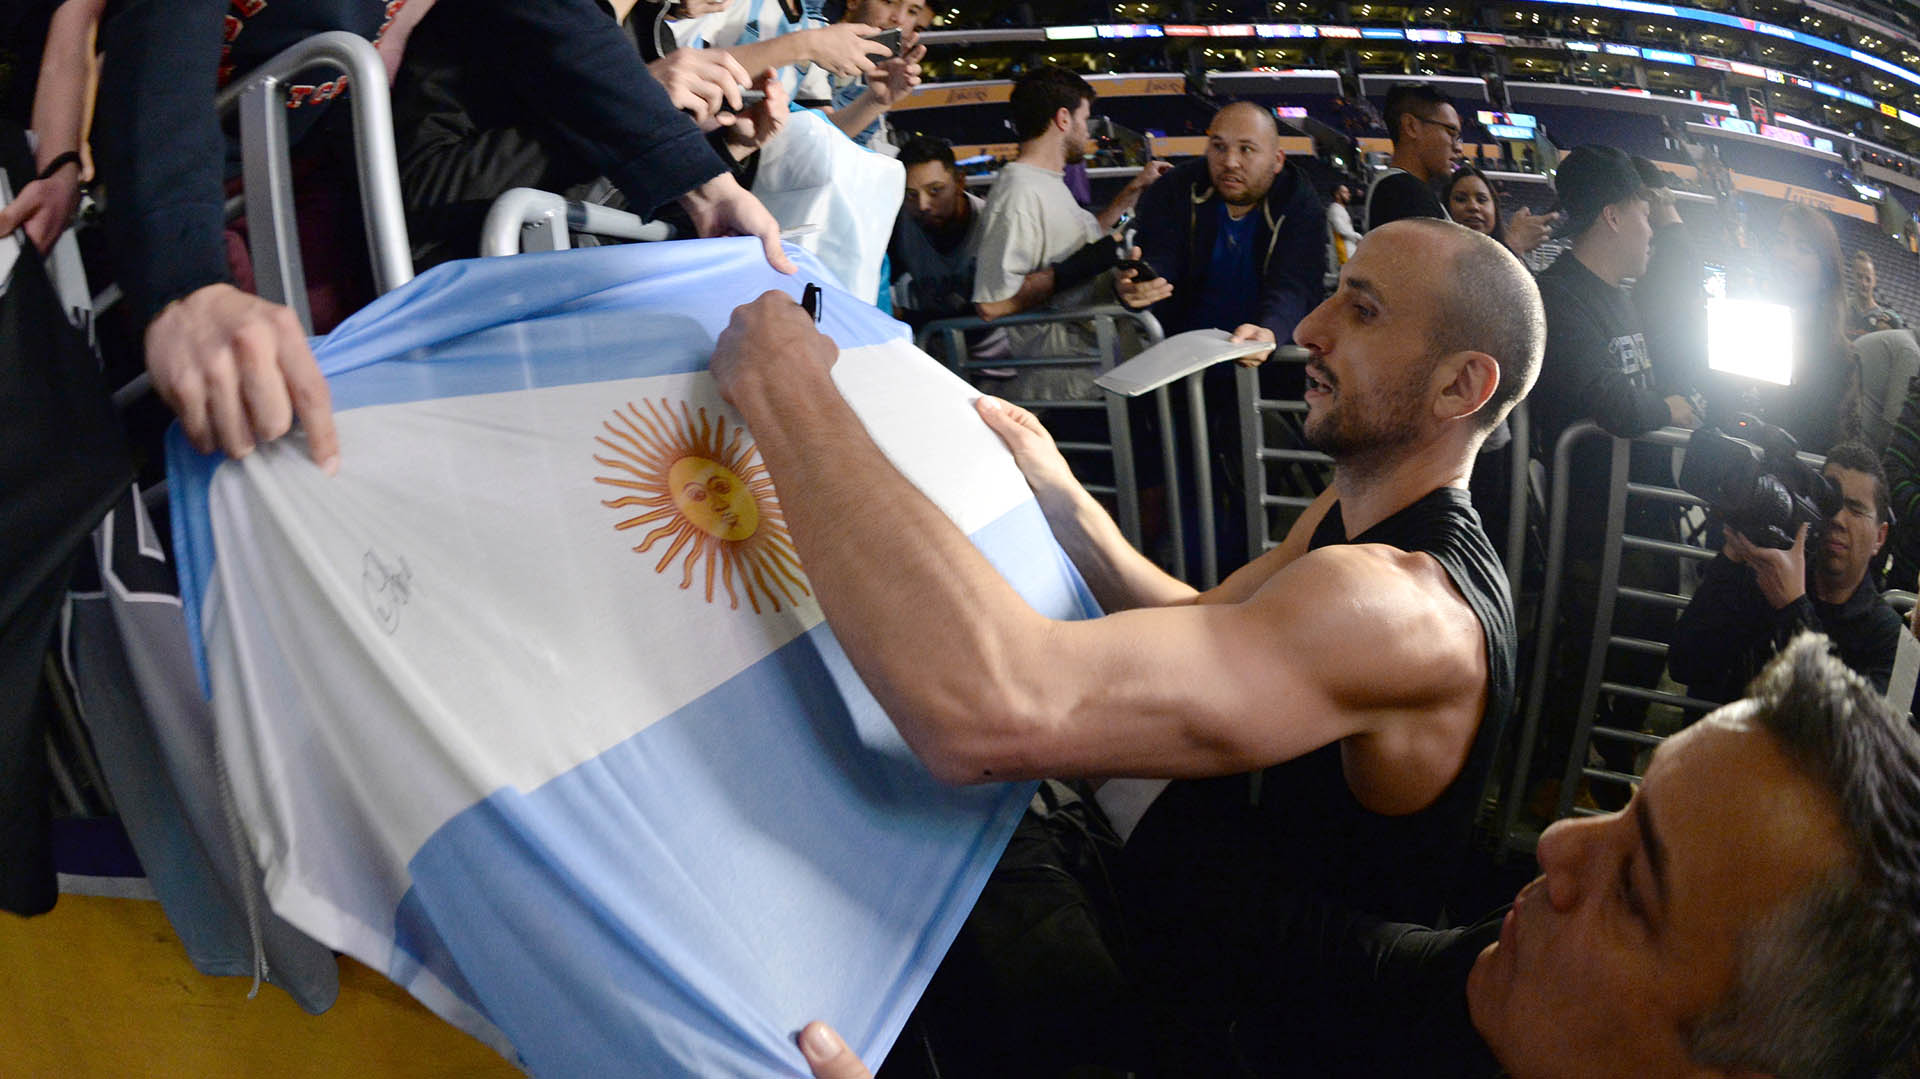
{"left": 728, "top": 363, "right": 1055, "bottom": 771}
{"left": 30, "top": 0, "right": 99, "bottom": 165}
{"left": 974, "top": 269, "right": 1055, "bottom": 321}
{"left": 724, "top": 36, "right": 811, "bottom": 81}
{"left": 829, "top": 89, "right": 887, "bottom": 138}
{"left": 1097, "top": 184, "right": 1144, "bottom": 232}
{"left": 477, "top": 0, "right": 725, "bottom": 212}
{"left": 1034, "top": 483, "right": 1195, "bottom": 612}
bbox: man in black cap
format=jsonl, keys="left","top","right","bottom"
{"left": 1528, "top": 145, "right": 1701, "bottom": 810}
{"left": 1628, "top": 155, "right": 1711, "bottom": 410}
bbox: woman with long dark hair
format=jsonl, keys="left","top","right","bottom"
{"left": 1442, "top": 165, "right": 1555, "bottom": 259}
{"left": 1753, "top": 203, "right": 1859, "bottom": 454}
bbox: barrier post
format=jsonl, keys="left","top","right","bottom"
{"left": 215, "top": 31, "right": 414, "bottom": 327}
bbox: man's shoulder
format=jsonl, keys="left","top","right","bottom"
{"left": 979, "top": 164, "right": 1054, "bottom": 216}
{"left": 1854, "top": 586, "right": 1906, "bottom": 630}
{"left": 1272, "top": 541, "right": 1476, "bottom": 627}
{"left": 1160, "top": 156, "right": 1210, "bottom": 192}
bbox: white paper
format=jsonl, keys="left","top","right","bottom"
{"left": 1095, "top": 328, "right": 1274, "bottom": 397}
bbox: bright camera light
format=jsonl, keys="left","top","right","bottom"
{"left": 1707, "top": 297, "right": 1796, "bottom": 386}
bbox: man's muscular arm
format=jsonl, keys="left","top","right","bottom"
{"left": 713, "top": 292, "right": 1485, "bottom": 785}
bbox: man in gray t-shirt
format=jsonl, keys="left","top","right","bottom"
{"left": 967, "top": 65, "right": 1168, "bottom": 367}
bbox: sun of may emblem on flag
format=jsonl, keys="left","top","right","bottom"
{"left": 593, "top": 398, "right": 811, "bottom": 613}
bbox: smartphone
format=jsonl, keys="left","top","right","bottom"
{"left": 736, "top": 88, "right": 766, "bottom": 107}
{"left": 1116, "top": 257, "right": 1159, "bottom": 283}
{"left": 866, "top": 27, "right": 904, "bottom": 57}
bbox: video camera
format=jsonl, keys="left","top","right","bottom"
{"left": 1677, "top": 414, "right": 1840, "bottom": 549}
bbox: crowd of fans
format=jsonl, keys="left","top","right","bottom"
{"left": 4, "top": 5, "right": 1920, "bottom": 1078}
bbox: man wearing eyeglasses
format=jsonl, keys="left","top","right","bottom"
{"left": 1364, "top": 84, "right": 1460, "bottom": 232}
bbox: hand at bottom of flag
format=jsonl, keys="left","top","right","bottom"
{"left": 797, "top": 1021, "right": 872, "bottom": 1079}
{"left": 712, "top": 290, "right": 839, "bottom": 408}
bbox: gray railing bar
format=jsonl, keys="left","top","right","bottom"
{"left": 1616, "top": 585, "right": 1690, "bottom": 609}
{"left": 1238, "top": 364, "right": 1265, "bottom": 565}
{"left": 1586, "top": 725, "right": 1666, "bottom": 747}
{"left": 215, "top": 31, "right": 412, "bottom": 326}
{"left": 1579, "top": 765, "right": 1642, "bottom": 787}
{"left": 1620, "top": 535, "right": 1714, "bottom": 560}
{"left": 1598, "top": 681, "right": 1719, "bottom": 711}
{"left": 1185, "top": 368, "right": 1217, "bottom": 588}
{"left": 1558, "top": 433, "right": 1633, "bottom": 820}
{"left": 481, "top": 187, "right": 568, "bottom": 256}
{"left": 1608, "top": 635, "right": 1668, "bottom": 657}
{"left": 1501, "top": 420, "right": 1601, "bottom": 850}
{"left": 1153, "top": 378, "right": 1185, "bottom": 580}
{"left": 1504, "top": 400, "right": 1530, "bottom": 597}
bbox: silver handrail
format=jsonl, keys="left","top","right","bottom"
{"left": 214, "top": 31, "right": 413, "bottom": 330}
{"left": 480, "top": 187, "right": 675, "bottom": 257}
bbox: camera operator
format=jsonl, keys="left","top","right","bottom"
{"left": 1669, "top": 442, "right": 1901, "bottom": 701}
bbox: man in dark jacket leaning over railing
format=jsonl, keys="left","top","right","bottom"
{"left": 1131, "top": 100, "right": 1326, "bottom": 343}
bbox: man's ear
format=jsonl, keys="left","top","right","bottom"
{"left": 1875, "top": 518, "right": 1890, "bottom": 556}
{"left": 1432, "top": 350, "right": 1500, "bottom": 423}
{"left": 1054, "top": 106, "right": 1072, "bottom": 133}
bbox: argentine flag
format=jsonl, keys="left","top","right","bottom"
{"left": 167, "top": 239, "right": 1099, "bottom": 1075}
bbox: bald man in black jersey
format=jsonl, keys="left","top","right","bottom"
{"left": 709, "top": 218, "right": 1542, "bottom": 1066}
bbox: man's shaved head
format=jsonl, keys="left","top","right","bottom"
{"left": 1381, "top": 218, "right": 1544, "bottom": 433}
{"left": 1205, "top": 102, "right": 1286, "bottom": 208}
{"left": 1213, "top": 100, "right": 1282, "bottom": 138}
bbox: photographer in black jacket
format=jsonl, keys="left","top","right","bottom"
{"left": 1670, "top": 442, "right": 1902, "bottom": 700}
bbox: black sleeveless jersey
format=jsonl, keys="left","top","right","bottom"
{"left": 1124, "top": 485, "right": 1516, "bottom": 925}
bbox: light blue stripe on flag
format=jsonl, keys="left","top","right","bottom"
{"left": 393, "top": 500, "right": 1094, "bottom": 1076}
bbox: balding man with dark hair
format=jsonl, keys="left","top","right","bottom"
{"left": 1131, "top": 100, "right": 1327, "bottom": 342}
{"left": 711, "top": 220, "right": 1542, "bottom": 946}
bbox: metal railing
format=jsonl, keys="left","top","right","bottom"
{"left": 1499, "top": 422, "right": 1694, "bottom": 847}
{"left": 213, "top": 31, "right": 413, "bottom": 329}
{"left": 479, "top": 188, "right": 674, "bottom": 257}
{"left": 1495, "top": 422, "right": 1853, "bottom": 851}
{"left": 914, "top": 306, "right": 1173, "bottom": 569}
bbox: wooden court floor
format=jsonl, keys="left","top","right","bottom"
{"left": 0, "top": 894, "right": 520, "bottom": 1076}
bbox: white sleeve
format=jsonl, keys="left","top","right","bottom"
{"left": 1329, "top": 203, "right": 1361, "bottom": 245}
{"left": 972, "top": 204, "right": 1043, "bottom": 305}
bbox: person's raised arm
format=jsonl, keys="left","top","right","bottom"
{"left": 469, "top": 0, "right": 791, "bottom": 271}
{"left": 978, "top": 392, "right": 1327, "bottom": 612}
{"left": 971, "top": 203, "right": 1053, "bottom": 320}
{"left": 0, "top": 0, "right": 104, "bottom": 253}
{"left": 723, "top": 21, "right": 889, "bottom": 82}
{"left": 712, "top": 292, "right": 1485, "bottom": 785}
{"left": 973, "top": 268, "right": 1054, "bottom": 320}
{"left": 1097, "top": 160, "right": 1170, "bottom": 232}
